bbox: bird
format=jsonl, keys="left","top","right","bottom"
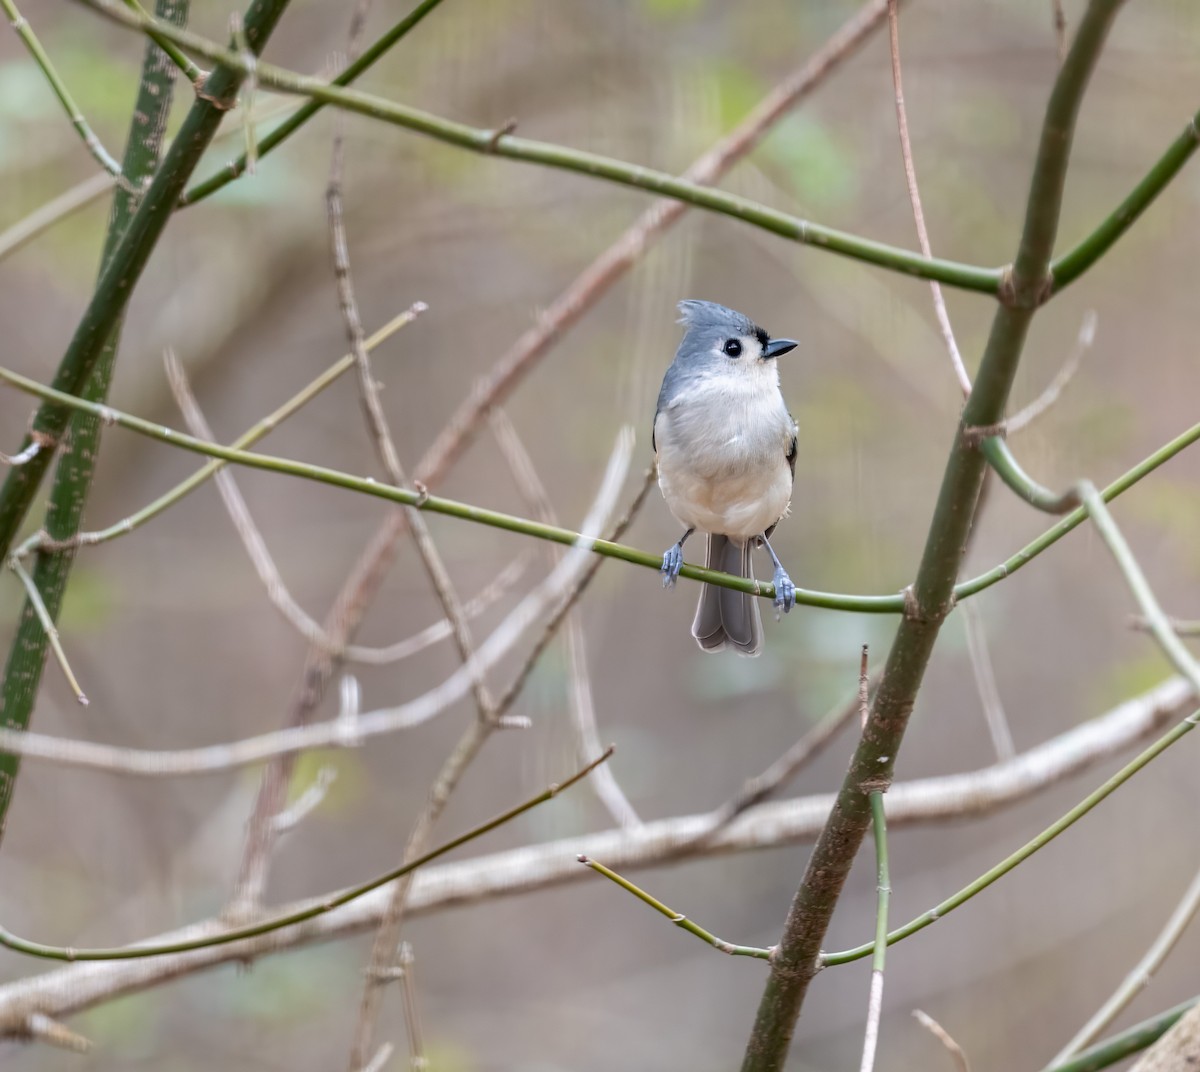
{"left": 653, "top": 300, "right": 799, "bottom": 656}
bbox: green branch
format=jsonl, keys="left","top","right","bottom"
{"left": 979, "top": 436, "right": 1080, "bottom": 514}
{"left": 0, "top": 0, "right": 196, "bottom": 849}
{"left": 2, "top": 362, "right": 1199, "bottom": 613}
{"left": 577, "top": 856, "right": 773, "bottom": 960}
{"left": 120, "top": 0, "right": 201, "bottom": 81}
{"left": 821, "top": 704, "right": 1198, "bottom": 967}
{"left": 181, "top": 0, "right": 447, "bottom": 206}
{"left": 13, "top": 309, "right": 421, "bottom": 559}
{"left": 0, "top": 750, "right": 610, "bottom": 961}
{"left": 1079, "top": 482, "right": 1200, "bottom": 694}
{"left": 74, "top": 0, "right": 1003, "bottom": 294}
{"left": 0, "top": 0, "right": 293, "bottom": 565}
{"left": 0, "top": 0, "right": 126, "bottom": 180}
{"left": 740, "top": 5, "right": 1127, "bottom": 1068}
{"left": 1049, "top": 106, "right": 1200, "bottom": 293}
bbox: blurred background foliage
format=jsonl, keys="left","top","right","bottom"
{"left": 0, "top": 0, "right": 1198, "bottom": 1069}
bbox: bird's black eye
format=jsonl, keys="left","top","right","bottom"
{"left": 723, "top": 339, "right": 742, "bottom": 358}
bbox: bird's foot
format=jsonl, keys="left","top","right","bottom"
{"left": 772, "top": 565, "right": 796, "bottom": 617}
{"left": 661, "top": 543, "right": 685, "bottom": 589}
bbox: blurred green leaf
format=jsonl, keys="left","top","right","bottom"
{"left": 77, "top": 989, "right": 162, "bottom": 1049}
{"left": 222, "top": 945, "right": 348, "bottom": 1023}
{"left": 59, "top": 565, "right": 115, "bottom": 630}
{"left": 284, "top": 748, "right": 367, "bottom": 816}
{"left": 642, "top": 0, "right": 706, "bottom": 18}
{"left": 764, "top": 114, "right": 858, "bottom": 213}
{"left": 1090, "top": 649, "right": 1173, "bottom": 714}
{"left": 1129, "top": 477, "right": 1200, "bottom": 574}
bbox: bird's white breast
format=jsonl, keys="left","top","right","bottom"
{"left": 655, "top": 369, "right": 794, "bottom": 540}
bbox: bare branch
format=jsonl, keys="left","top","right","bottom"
{"left": 0, "top": 673, "right": 1187, "bottom": 1032}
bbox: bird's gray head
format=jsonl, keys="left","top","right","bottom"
{"left": 673, "top": 300, "right": 797, "bottom": 375}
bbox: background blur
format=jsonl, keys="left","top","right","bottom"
{"left": 1, "top": 0, "right": 1199, "bottom": 1068}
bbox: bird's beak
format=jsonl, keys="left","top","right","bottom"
{"left": 762, "top": 338, "right": 798, "bottom": 359}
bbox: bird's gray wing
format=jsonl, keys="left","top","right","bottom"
{"left": 786, "top": 411, "right": 798, "bottom": 481}
{"left": 652, "top": 359, "right": 687, "bottom": 454}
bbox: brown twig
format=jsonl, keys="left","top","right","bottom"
{"left": 960, "top": 601, "right": 1016, "bottom": 760}
{"left": 699, "top": 668, "right": 880, "bottom": 837}
{"left": 1004, "top": 310, "right": 1096, "bottom": 434}
{"left": 347, "top": 431, "right": 632, "bottom": 1069}
{"left": 912, "top": 1010, "right": 971, "bottom": 1072}
{"left": 1051, "top": 0, "right": 1069, "bottom": 63}
{"left": 165, "top": 347, "right": 526, "bottom": 664}
{"left": 489, "top": 407, "right": 642, "bottom": 829}
{"left": 886, "top": 0, "right": 971, "bottom": 397}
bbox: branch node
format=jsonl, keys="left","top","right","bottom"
{"left": 961, "top": 422, "right": 1006, "bottom": 449}
{"left": 486, "top": 118, "right": 518, "bottom": 152}
{"left": 411, "top": 480, "right": 429, "bottom": 506}
{"left": 997, "top": 264, "right": 1017, "bottom": 307}
{"left": 194, "top": 74, "right": 237, "bottom": 111}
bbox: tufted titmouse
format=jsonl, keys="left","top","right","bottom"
{"left": 654, "top": 300, "right": 799, "bottom": 656}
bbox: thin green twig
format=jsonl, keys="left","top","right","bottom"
{"left": 1079, "top": 481, "right": 1200, "bottom": 695}
{"left": 6, "top": 557, "right": 88, "bottom": 705}
{"left": 0, "top": 0, "right": 293, "bottom": 566}
{"left": 821, "top": 704, "right": 1199, "bottom": 967}
{"left": 0, "top": 96, "right": 308, "bottom": 267}
{"left": 3, "top": 361, "right": 1200, "bottom": 613}
{"left": 0, "top": 749, "right": 611, "bottom": 962}
{"left": 1, "top": 0, "right": 128, "bottom": 181}
{"left": 77, "top": 0, "right": 1001, "bottom": 293}
{"left": 181, "top": 0, "right": 447, "bottom": 205}
{"left": 121, "top": 0, "right": 202, "bottom": 80}
{"left": 578, "top": 856, "right": 772, "bottom": 960}
{"left": 978, "top": 436, "right": 1081, "bottom": 514}
{"left": 1049, "top": 106, "right": 1200, "bottom": 294}
{"left": 13, "top": 308, "right": 422, "bottom": 560}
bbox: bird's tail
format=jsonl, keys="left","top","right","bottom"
{"left": 692, "top": 534, "right": 762, "bottom": 657}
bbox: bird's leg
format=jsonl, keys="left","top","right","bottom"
{"left": 759, "top": 533, "right": 796, "bottom": 616}
{"left": 660, "top": 527, "right": 694, "bottom": 589}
